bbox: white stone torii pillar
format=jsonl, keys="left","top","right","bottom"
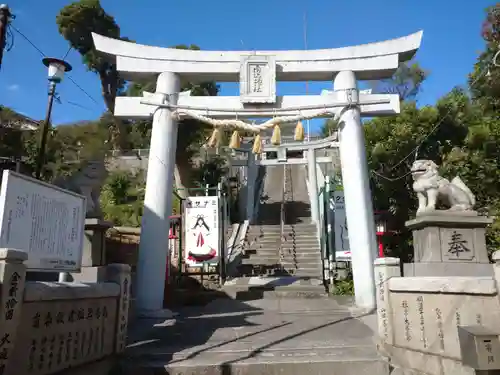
{"left": 335, "top": 71, "right": 378, "bottom": 308}
{"left": 307, "top": 149, "right": 320, "bottom": 224}
{"left": 91, "top": 30, "right": 422, "bottom": 313}
{"left": 135, "top": 72, "right": 180, "bottom": 314}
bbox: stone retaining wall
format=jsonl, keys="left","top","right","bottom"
{"left": 0, "top": 249, "right": 131, "bottom": 375}
{"left": 375, "top": 256, "right": 500, "bottom": 375}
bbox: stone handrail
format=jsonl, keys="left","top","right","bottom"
{"left": 0, "top": 249, "right": 131, "bottom": 375}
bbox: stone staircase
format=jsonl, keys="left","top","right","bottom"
{"left": 239, "top": 223, "right": 322, "bottom": 278}
{"left": 225, "top": 164, "right": 326, "bottom": 299}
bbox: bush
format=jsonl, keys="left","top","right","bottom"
{"left": 104, "top": 171, "right": 132, "bottom": 205}
{"left": 333, "top": 279, "right": 354, "bottom": 295}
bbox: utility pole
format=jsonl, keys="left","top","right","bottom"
{"left": 35, "top": 81, "right": 56, "bottom": 179}
{"left": 0, "top": 4, "right": 12, "bottom": 71}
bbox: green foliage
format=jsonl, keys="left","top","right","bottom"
{"left": 369, "top": 61, "right": 429, "bottom": 101}
{"left": 364, "top": 16, "right": 500, "bottom": 260}
{"left": 333, "top": 279, "right": 354, "bottom": 296}
{"left": 56, "top": 0, "right": 130, "bottom": 149}
{"left": 364, "top": 88, "right": 493, "bottom": 260}
{"left": 319, "top": 118, "right": 339, "bottom": 138}
{"left": 469, "top": 3, "right": 500, "bottom": 112}
{"left": 126, "top": 56, "right": 219, "bottom": 162}
{"left": 191, "top": 155, "right": 228, "bottom": 189}
{"left": 100, "top": 171, "right": 144, "bottom": 226}
{"left": 103, "top": 171, "right": 132, "bottom": 205}
{"left": 320, "top": 62, "right": 428, "bottom": 138}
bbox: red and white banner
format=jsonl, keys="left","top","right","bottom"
{"left": 184, "top": 196, "right": 220, "bottom": 267}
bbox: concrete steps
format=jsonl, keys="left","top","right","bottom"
{"left": 245, "top": 240, "right": 320, "bottom": 251}
{"left": 123, "top": 297, "right": 386, "bottom": 375}
{"left": 223, "top": 277, "right": 327, "bottom": 299}
{"left": 241, "top": 258, "right": 322, "bottom": 266}
{"left": 240, "top": 221, "right": 323, "bottom": 280}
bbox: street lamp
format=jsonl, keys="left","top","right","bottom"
{"left": 374, "top": 211, "right": 392, "bottom": 258}
{"left": 35, "top": 57, "right": 72, "bottom": 179}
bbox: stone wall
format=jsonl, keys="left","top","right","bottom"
{"left": 0, "top": 249, "right": 131, "bottom": 375}
{"left": 375, "top": 256, "right": 500, "bottom": 375}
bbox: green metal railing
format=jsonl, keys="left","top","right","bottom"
{"left": 318, "top": 176, "right": 338, "bottom": 289}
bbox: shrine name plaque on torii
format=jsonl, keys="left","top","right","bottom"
{"left": 92, "top": 30, "right": 423, "bottom": 315}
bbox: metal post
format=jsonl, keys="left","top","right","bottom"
{"left": 218, "top": 181, "right": 226, "bottom": 284}
{"left": 35, "top": 81, "right": 56, "bottom": 179}
{"left": 326, "top": 178, "right": 335, "bottom": 288}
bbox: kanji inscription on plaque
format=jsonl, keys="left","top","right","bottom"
{"left": 239, "top": 55, "right": 276, "bottom": 104}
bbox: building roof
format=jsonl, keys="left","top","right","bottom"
{"left": 0, "top": 107, "right": 39, "bottom": 131}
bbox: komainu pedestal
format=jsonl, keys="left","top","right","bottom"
{"left": 403, "top": 212, "right": 493, "bottom": 277}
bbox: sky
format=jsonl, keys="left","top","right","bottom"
{"left": 0, "top": 0, "right": 495, "bottom": 132}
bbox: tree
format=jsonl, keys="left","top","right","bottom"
{"left": 191, "top": 155, "right": 228, "bottom": 190}
{"left": 364, "top": 89, "right": 474, "bottom": 260}
{"left": 56, "top": 0, "right": 130, "bottom": 150}
{"left": 469, "top": 3, "right": 500, "bottom": 113}
{"left": 319, "top": 118, "right": 339, "bottom": 138}
{"left": 368, "top": 61, "right": 428, "bottom": 101}
{"left": 319, "top": 62, "right": 428, "bottom": 138}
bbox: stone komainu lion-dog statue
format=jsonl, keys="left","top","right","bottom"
{"left": 411, "top": 159, "right": 475, "bottom": 216}
{"left": 53, "top": 160, "right": 108, "bottom": 219}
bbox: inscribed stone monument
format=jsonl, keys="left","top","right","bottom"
{"left": 0, "top": 171, "right": 85, "bottom": 272}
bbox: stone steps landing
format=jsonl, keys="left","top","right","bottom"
{"left": 121, "top": 297, "right": 386, "bottom": 375}
{"left": 223, "top": 276, "right": 327, "bottom": 299}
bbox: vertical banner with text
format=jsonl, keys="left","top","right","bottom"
{"left": 184, "top": 196, "right": 220, "bottom": 267}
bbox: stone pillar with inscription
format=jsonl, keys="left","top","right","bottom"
{"left": 106, "top": 263, "right": 132, "bottom": 353}
{"left": 374, "top": 257, "right": 400, "bottom": 356}
{"left": 404, "top": 212, "right": 493, "bottom": 277}
{"left": 0, "top": 249, "right": 27, "bottom": 375}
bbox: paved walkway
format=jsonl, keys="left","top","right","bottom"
{"left": 123, "top": 297, "right": 387, "bottom": 375}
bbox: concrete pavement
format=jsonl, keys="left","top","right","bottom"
{"left": 121, "top": 297, "right": 387, "bottom": 375}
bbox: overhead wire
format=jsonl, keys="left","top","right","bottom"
{"left": 8, "top": 24, "right": 45, "bottom": 57}
{"left": 10, "top": 19, "right": 500, "bottom": 180}
{"left": 371, "top": 49, "right": 499, "bottom": 182}
{"left": 8, "top": 24, "right": 100, "bottom": 107}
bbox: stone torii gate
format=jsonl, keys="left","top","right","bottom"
{"left": 92, "top": 31, "right": 423, "bottom": 314}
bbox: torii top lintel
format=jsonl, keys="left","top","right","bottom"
{"left": 92, "top": 31, "right": 423, "bottom": 83}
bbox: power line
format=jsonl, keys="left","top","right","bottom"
{"left": 371, "top": 59, "right": 493, "bottom": 182}
{"left": 65, "top": 99, "right": 94, "bottom": 112}
{"left": 62, "top": 45, "right": 72, "bottom": 60}
{"left": 11, "top": 18, "right": 497, "bottom": 179}
{"left": 66, "top": 76, "right": 99, "bottom": 105}
{"left": 9, "top": 24, "right": 45, "bottom": 57}
{"left": 9, "top": 24, "right": 100, "bottom": 106}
